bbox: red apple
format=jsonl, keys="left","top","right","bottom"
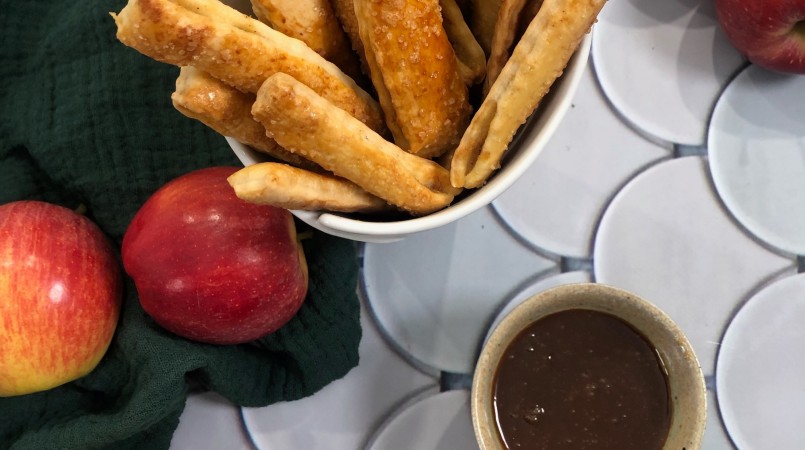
{"left": 121, "top": 166, "right": 308, "bottom": 345}
{"left": 0, "top": 201, "right": 122, "bottom": 397}
{"left": 716, "top": 0, "right": 805, "bottom": 74}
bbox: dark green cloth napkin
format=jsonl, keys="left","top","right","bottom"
{"left": 0, "top": 1, "right": 362, "bottom": 448}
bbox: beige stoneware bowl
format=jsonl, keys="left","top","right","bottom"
{"left": 472, "top": 282, "right": 707, "bottom": 449}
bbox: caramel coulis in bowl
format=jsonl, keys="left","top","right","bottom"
{"left": 492, "top": 309, "right": 671, "bottom": 450}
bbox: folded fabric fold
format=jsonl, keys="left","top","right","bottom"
{"left": 0, "top": 1, "right": 362, "bottom": 448}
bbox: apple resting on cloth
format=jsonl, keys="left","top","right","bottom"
{"left": 122, "top": 166, "right": 308, "bottom": 345}
{"left": 716, "top": 0, "right": 805, "bottom": 74}
{"left": 0, "top": 201, "right": 122, "bottom": 397}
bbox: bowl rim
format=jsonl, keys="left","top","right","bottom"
{"left": 470, "top": 282, "right": 707, "bottom": 450}
{"left": 228, "top": 34, "right": 593, "bottom": 242}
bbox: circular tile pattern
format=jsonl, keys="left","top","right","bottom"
{"left": 592, "top": 0, "right": 744, "bottom": 145}
{"left": 594, "top": 157, "right": 794, "bottom": 374}
{"left": 241, "top": 299, "right": 437, "bottom": 450}
{"left": 493, "top": 63, "right": 670, "bottom": 258}
{"left": 171, "top": 392, "right": 253, "bottom": 450}
{"left": 708, "top": 65, "right": 805, "bottom": 255}
{"left": 716, "top": 274, "right": 805, "bottom": 449}
{"left": 362, "top": 206, "right": 556, "bottom": 374}
{"left": 367, "top": 390, "right": 477, "bottom": 450}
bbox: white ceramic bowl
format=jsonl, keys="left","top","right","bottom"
{"left": 229, "top": 35, "right": 592, "bottom": 243}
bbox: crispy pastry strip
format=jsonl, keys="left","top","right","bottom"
{"left": 485, "top": 0, "right": 544, "bottom": 94}
{"left": 441, "top": 0, "right": 487, "bottom": 86}
{"left": 330, "top": 0, "right": 368, "bottom": 74}
{"left": 112, "top": 0, "right": 385, "bottom": 133}
{"left": 171, "top": 67, "right": 316, "bottom": 170}
{"left": 470, "top": 0, "right": 502, "bottom": 55}
{"left": 228, "top": 162, "right": 390, "bottom": 213}
{"left": 252, "top": 73, "right": 461, "bottom": 215}
{"left": 353, "top": 0, "right": 471, "bottom": 158}
{"left": 249, "top": 0, "right": 362, "bottom": 81}
{"left": 450, "top": 0, "right": 606, "bottom": 188}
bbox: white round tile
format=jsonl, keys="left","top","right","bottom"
{"left": 362, "top": 206, "right": 557, "bottom": 374}
{"left": 493, "top": 63, "right": 670, "bottom": 258}
{"left": 716, "top": 273, "right": 805, "bottom": 449}
{"left": 708, "top": 66, "right": 805, "bottom": 255}
{"left": 594, "top": 157, "right": 795, "bottom": 374}
{"left": 171, "top": 392, "right": 253, "bottom": 450}
{"left": 592, "top": 0, "right": 745, "bottom": 145}
{"left": 367, "top": 390, "right": 477, "bottom": 450}
{"left": 484, "top": 271, "right": 593, "bottom": 344}
{"left": 242, "top": 299, "right": 438, "bottom": 450}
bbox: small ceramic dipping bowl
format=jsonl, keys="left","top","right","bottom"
{"left": 472, "top": 283, "right": 706, "bottom": 450}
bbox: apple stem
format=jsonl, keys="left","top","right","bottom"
{"left": 74, "top": 203, "right": 87, "bottom": 216}
{"left": 297, "top": 230, "right": 314, "bottom": 242}
{"left": 795, "top": 21, "right": 805, "bottom": 40}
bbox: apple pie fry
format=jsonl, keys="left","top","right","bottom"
{"left": 485, "top": 0, "right": 544, "bottom": 94}
{"left": 249, "top": 0, "right": 362, "bottom": 81}
{"left": 330, "top": 0, "right": 369, "bottom": 76}
{"left": 354, "top": 0, "right": 471, "bottom": 159}
{"left": 171, "top": 67, "right": 317, "bottom": 171}
{"left": 112, "top": 0, "right": 385, "bottom": 133}
{"left": 470, "top": 0, "right": 502, "bottom": 55}
{"left": 252, "top": 73, "right": 461, "bottom": 215}
{"left": 228, "top": 163, "right": 390, "bottom": 213}
{"left": 441, "top": 0, "right": 487, "bottom": 86}
{"left": 450, "top": 0, "right": 606, "bottom": 188}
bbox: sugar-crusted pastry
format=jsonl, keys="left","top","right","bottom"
{"left": 228, "top": 162, "right": 390, "bottom": 213}
{"left": 249, "top": 0, "right": 362, "bottom": 81}
{"left": 252, "top": 73, "right": 461, "bottom": 215}
{"left": 353, "top": 0, "right": 471, "bottom": 158}
{"left": 113, "top": 0, "right": 385, "bottom": 133}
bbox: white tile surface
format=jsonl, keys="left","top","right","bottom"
{"left": 367, "top": 390, "right": 478, "bottom": 450}
{"left": 362, "top": 206, "right": 557, "bottom": 374}
{"left": 593, "top": 157, "right": 795, "bottom": 374}
{"left": 241, "top": 298, "right": 437, "bottom": 450}
{"left": 493, "top": 64, "right": 670, "bottom": 258}
{"left": 708, "top": 66, "right": 805, "bottom": 255}
{"left": 716, "top": 274, "right": 805, "bottom": 450}
{"left": 592, "top": 0, "right": 745, "bottom": 145}
{"left": 703, "top": 390, "right": 736, "bottom": 450}
{"left": 171, "top": 392, "right": 253, "bottom": 450}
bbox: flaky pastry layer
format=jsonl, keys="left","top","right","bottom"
{"left": 112, "top": 0, "right": 385, "bottom": 132}
{"left": 228, "top": 162, "right": 389, "bottom": 213}
{"left": 252, "top": 73, "right": 461, "bottom": 215}
{"left": 354, "top": 0, "right": 471, "bottom": 158}
{"left": 451, "top": 0, "right": 607, "bottom": 188}
{"left": 171, "top": 66, "right": 316, "bottom": 170}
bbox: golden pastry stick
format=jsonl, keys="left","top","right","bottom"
{"left": 171, "top": 67, "right": 317, "bottom": 171}
{"left": 112, "top": 0, "right": 385, "bottom": 133}
{"left": 484, "top": 0, "right": 544, "bottom": 95}
{"left": 441, "top": 0, "right": 487, "bottom": 86}
{"left": 249, "top": 0, "right": 363, "bottom": 81}
{"left": 252, "top": 73, "right": 461, "bottom": 215}
{"left": 470, "top": 0, "right": 502, "bottom": 55}
{"left": 354, "top": 0, "right": 471, "bottom": 159}
{"left": 450, "top": 0, "right": 607, "bottom": 188}
{"left": 228, "top": 162, "right": 390, "bottom": 213}
{"left": 330, "top": 0, "right": 370, "bottom": 76}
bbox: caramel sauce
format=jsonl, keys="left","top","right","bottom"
{"left": 493, "top": 309, "right": 671, "bottom": 450}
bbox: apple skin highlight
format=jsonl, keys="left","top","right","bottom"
{"left": 122, "top": 167, "right": 308, "bottom": 345}
{"left": 0, "top": 201, "right": 122, "bottom": 397}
